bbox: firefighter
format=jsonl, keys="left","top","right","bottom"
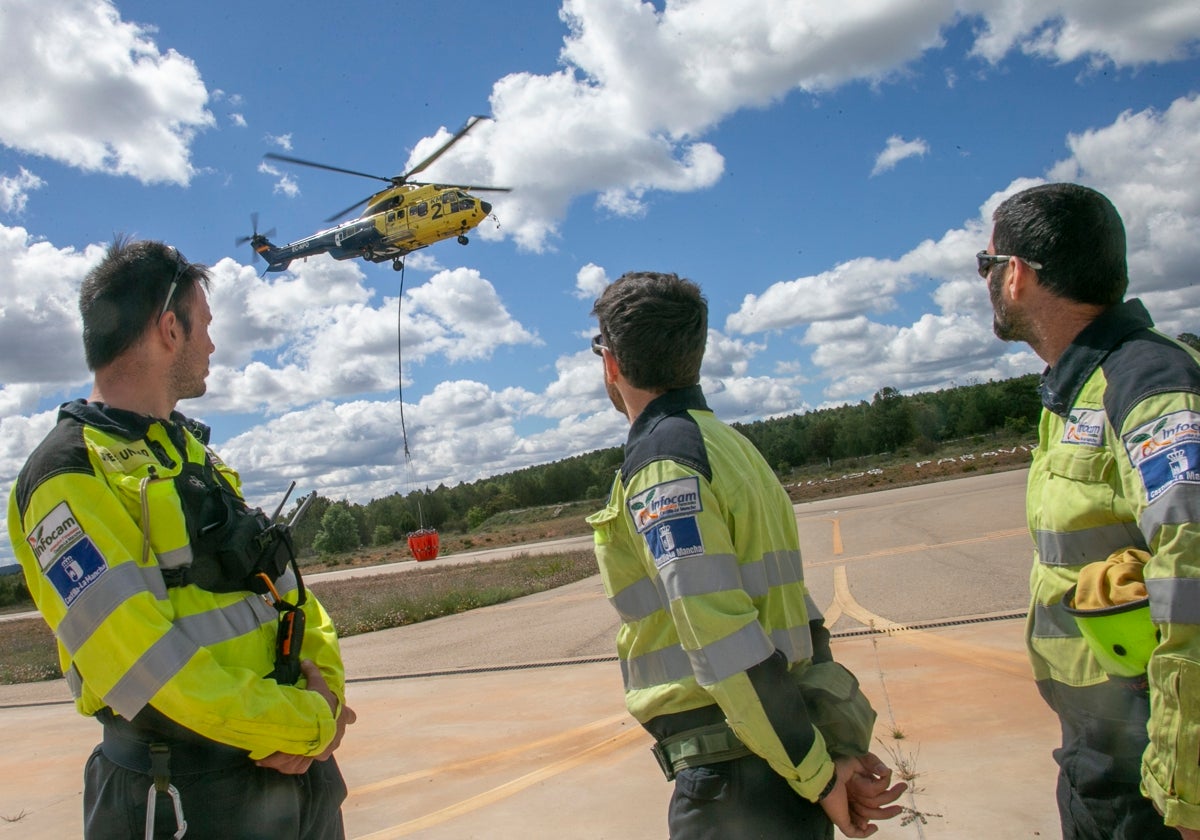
{"left": 983, "top": 183, "right": 1200, "bottom": 839}
{"left": 587, "top": 272, "right": 905, "bottom": 838}
{"left": 7, "top": 238, "right": 355, "bottom": 839}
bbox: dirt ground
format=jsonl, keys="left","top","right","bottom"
{"left": 312, "top": 445, "right": 1034, "bottom": 572}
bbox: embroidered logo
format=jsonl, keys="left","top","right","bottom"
{"left": 643, "top": 516, "right": 705, "bottom": 569}
{"left": 1125, "top": 410, "right": 1200, "bottom": 501}
{"left": 26, "top": 502, "right": 84, "bottom": 571}
{"left": 46, "top": 537, "right": 107, "bottom": 607}
{"left": 1062, "top": 408, "right": 1105, "bottom": 447}
{"left": 628, "top": 477, "right": 702, "bottom": 534}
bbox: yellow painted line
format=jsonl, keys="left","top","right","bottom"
{"left": 830, "top": 518, "right": 843, "bottom": 555}
{"left": 808, "top": 527, "right": 1028, "bottom": 568}
{"left": 353, "top": 725, "right": 646, "bottom": 839}
{"left": 349, "top": 712, "right": 630, "bottom": 796}
{"left": 832, "top": 566, "right": 1031, "bottom": 679}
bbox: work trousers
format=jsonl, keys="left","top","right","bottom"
{"left": 83, "top": 746, "right": 347, "bottom": 840}
{"left": 1038, "top": 677, "right": 1178, "bottom": 840}
{"left": 667, "top": 753, "right": 832, "bottom": 840}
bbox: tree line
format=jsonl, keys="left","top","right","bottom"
{"left": 294, "top": 372, "right": 1051, "bottom": 556}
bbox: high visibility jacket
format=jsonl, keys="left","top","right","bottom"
{"left": 588, "top": 386, "right": 836, "bottom": 801}
{"left": 7, "top": 400, "right": 343, "bottom": 759}
{"left": 1025, "top": 299, "right": 1200, "bottom": 827}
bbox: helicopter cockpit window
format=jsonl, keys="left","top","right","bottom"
{"left": 440, "top": 192, "right": 455, "bottom": 204}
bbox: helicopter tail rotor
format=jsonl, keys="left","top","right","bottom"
{"left": 235, "top": 212, "right": 277, "bottom": 261}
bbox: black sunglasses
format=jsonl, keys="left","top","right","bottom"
{"left": 159, "top": 247, "right": 191, "bottom": 319}
{"left": 591, "top": 334, "right": 609, "bottom": 357}
{"left": 976, "top": 250, "right": 1043, "bottom": 279}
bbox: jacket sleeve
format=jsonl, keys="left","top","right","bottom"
{"left": 627, "top": 460, "right": 835, "bottom": 801}
{"left": 9, "top": 469, "right": 338, "bottom": 759}
{"left": 1118, "top": 393, "right": 1200, "bottom": 829}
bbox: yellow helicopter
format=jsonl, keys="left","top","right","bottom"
{"left": 241, "top": 116, "right": 509, "bottom": 272}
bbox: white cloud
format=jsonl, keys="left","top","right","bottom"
{"left": 871, "top": 135, "right": 929, "bottom": 176}
{"left": 965, "top": 0, "right": 1200, "bottom": 67}
{"left": 727, "top": 92, "right": 1200, "bottom": 402}
{"left": 266, "top": 133, "right": 293, "bottom": 152}
{"left": 574, "top": 262, "right": 610, "bottom": 301}
{"left": 0, "top": 168, "right": 45, "bottom": 214}
{"left": 0, "top": 0, "right": 213, "bottom": 184}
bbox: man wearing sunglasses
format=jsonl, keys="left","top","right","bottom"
{"left": 587, "top": 272, "right": 905, "bottom": 838}
{"left": 983, "top": 183, "right": 1200, "bottom": 839}
{"left": 7, "top": 238, "right": 354, "bottom": 839}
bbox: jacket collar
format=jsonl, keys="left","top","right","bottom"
{"left": 627, "top": 384, "right": 709, "bottom": 447}
{"left": 1038, "top": 298, "right": 1153, "bottom": 416}
{"left": 58, "top": 398, "right": 212, "bottom": 445}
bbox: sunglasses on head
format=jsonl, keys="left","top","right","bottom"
{"left": 159, "top": 247, "right": 190, "bottom": 320}
{"left": 591, "top": 334, "right": 609, "bottom": 357}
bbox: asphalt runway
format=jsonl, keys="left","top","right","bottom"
{"left": 0, "top": 468, "right": 1063, "bottom": 838}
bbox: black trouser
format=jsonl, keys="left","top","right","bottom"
{"left": 83, "top": 743, "right": 347, "bottom": 839}
{"left": 1038, "top": 677, "right": 1179, "bottom": 840}
{"left": 667, "top": 753, "right": 832, "bottom": 840}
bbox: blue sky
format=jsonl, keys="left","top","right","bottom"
{"left": 2, "top": 0, "right": 1199, "bottom": 561}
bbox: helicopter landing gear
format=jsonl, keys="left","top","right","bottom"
{"left": 457, "top": 235, "right": 469, "bottom": 245}
{"left": 392, "top": 258, "right": 404, "bottom": 271}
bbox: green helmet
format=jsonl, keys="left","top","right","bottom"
{"left": 1063, "top": 585, "right": 1160, "bottom": 677}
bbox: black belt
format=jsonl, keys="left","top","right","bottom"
{"left": 98, "top": 712, "right": 249, "bottom": 776}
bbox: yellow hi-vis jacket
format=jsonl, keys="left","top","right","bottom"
{"left": 1026, "top": 299, "right": 1200, "bottom": 827}
{"left": 588, "top": 386, "right": 837, "bottom": 802}
{"left": 7, "top": 400, "right": 343, "bottom": 759}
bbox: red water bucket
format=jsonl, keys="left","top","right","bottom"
{"left": 407, "top": 529, "right": 440, "bottom": 561}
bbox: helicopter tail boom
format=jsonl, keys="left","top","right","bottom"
{"left": 252, "top": 236, "right": 292, "bottom": 272}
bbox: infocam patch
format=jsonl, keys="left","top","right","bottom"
{"left": 643, "top": 515, "right": 705, "bottom": 569}
{"left": 628, "top": 476, "right": 702, "bottom": 534}
{"left": 1124, "top": 410, "right": 1200, "bottom": 502}
{"left": 26, "top": 502, "right": 84, "bottom": 571}
{"left": 46, "top": 537, "right": 108, "bottom": 607}
{"left": 1062, "top": 408, "right": 1105, "bottom": 446}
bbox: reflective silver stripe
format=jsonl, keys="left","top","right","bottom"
{"left": 104, "top": 626, "right": 199, "bottom": 718}
{"left": 56, "top": 562, "right": 157, "bottom": 656}
{"left": 140, "top": 565, "right": 169, "bottom": 601}
{"left": 77, "top": 592, "right": 272, "bottom": 718}
{"left": 1140, "top": 485, "right": 1200, "bottom": 547}
{"left": 1032, "top": 601, "right": 1082, "bottom": 638}
{"left": 1035, "top": 522, "right": 1146, "bottom": 566}
{"left": 1147, "top": 578, "right": 1200, "bottom": 624}
{"left": 274, "top": 566, "right": 299, "bottom": 598}
{"left": 156, "top": 545, "right": 193, "bottom": 570}
{"left": 622, "top": 643, "right": 693, "bottom": 690}
{"left": 65, "top": 664, "right": 83, "bottom": 699}
{"left": 689, "top": 620, "right": 775, "bottom": 686}
{"left": 610, "top": 577, "right": 664, "bottom": 622}
{"left": 770, "top": 624, "right": 814, "bottom": 663}
{"left": 739, "top": 549, "right": 805, "bottom": 600}
{"left": 176, "top": 595, "right": 276, "bottom": 645}
{"left": 660, "top": 553, "right": 740, "bottom": 601}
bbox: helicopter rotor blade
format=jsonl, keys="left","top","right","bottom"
{"left": 406, "top": 180, "right": 512, "bottom": 193}
{"left": 264, "top": 152, "right": 395, "bottom": 184}
{"left": 324, "top": 196, "right": 372, "bottom": 224}
{"left": 402, "top": 115, "right": 489, "bottom": 181}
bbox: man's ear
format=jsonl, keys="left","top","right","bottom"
{"left": 152, "top": 311, "right": 183, "bottom": 351}
{"left": 602, "top": 349, "right": 621, "bottom": 382}
{"left": 1008, "top": 258, "right": 1037, "bottom": 300}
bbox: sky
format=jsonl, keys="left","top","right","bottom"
{"left": 1, "top": 0, "right": 1199, "bottom": 562}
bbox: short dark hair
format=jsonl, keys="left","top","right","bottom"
{"left": 992, "top": 183, "right": 1127, "bottom": 306}
{"left": 591, "top": 272, "right": 707, "bottom": 391}
{"left": 79, "top": 236, "right": 210, "bottom": 370}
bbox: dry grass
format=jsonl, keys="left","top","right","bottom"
{"left": 0, "top": 550, "right": 597, "bottom": 686}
